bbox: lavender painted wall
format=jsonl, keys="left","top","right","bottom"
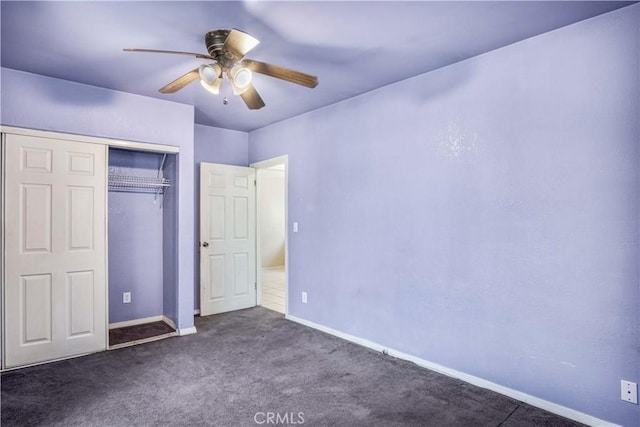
{"left": 1, "top": 68, "right": 196, "bottom": 332}
{"left": 108, "top": 149, "right": 165, "bottom": 323}
{"left": 250, "top": 6, "right": 639, "bottom": 426}
{"left": 194, "top": 124, "right": 249, "bottom": 167}
{"left": 193, "top": 124, "right": 249, "bottom": 310}
{"left": 0, "top": 69, "right": 190, "bottom": 146}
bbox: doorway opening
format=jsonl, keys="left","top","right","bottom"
{"left": 252, "top": 156, "right": 288, "bottom": 315}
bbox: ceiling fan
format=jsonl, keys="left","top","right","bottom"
{"left": 124, "top": 28, "right": 318, "bottom": 110}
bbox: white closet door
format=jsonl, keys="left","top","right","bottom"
{"left": 200, "top": 162, "right": 256, "bottom": 316}
{"left": 4, "top": 134, "right": 107, "bottom": 368}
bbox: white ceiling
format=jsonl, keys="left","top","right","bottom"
{"left": 1, "top": 1, "right": 634, "bottom": 132}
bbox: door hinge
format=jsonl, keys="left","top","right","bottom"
{"left": 254, "top": 179, "right": 257, "bottom": 186}
{"left": 255, "top": 282, "right": 257, "bottom": 290}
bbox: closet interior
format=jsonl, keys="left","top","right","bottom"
{"left": 107, "top": 148, "right": 179, "bottom": 348}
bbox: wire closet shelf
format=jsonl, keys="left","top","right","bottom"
{"left": 107, "top": 153, "right": 170, "bottom": 199}
{"left": 107, "top": 175, "right": 170, "bottom": 194}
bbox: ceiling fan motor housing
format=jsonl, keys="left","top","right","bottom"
{"left": 206, "top": 29, "right": 238, "bottom": 67}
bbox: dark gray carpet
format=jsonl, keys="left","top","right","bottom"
{"left": 1, "top": 307, "right": 584, "bottom": 426}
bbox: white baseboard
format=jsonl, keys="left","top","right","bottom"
{"left": 162, "top": 316, "right": 177, "bottom": 330}
{"left": 178, "top": 326, "right": 197, "bottom": 336}
{"left": 110, "top": 315, "right": 177, "bottom": 331}
{"left": 108, "top": 332, "right": 177, "bottom": 350}
{"left": 285, "top": 314, "right": 619, "bottom": 427}
{"left": 109, "top": 315, "right": 164, "bottom": 330}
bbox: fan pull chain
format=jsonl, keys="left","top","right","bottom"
{"left": 222, "top": 73, "right": 230, "bottom": 105}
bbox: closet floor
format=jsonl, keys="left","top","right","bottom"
{"left": 109, "top": 321, "right": 177, "bottom": 349}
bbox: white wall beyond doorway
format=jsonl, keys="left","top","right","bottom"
{"left": 259, "top": 168, "right": 285, "bottom": 268}
{"left": 252, "top": 156, "right": 288, "bottom": 315}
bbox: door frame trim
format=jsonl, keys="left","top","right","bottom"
{"left": 1, "top": 134, "right": 5, "bottom": 367}
{"left": 251, "top": 155, "right": 289, "bottom": 315}
{"left": 0, "top": 126, "right": 179, "bottom": 154}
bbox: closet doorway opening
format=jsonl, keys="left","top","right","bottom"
{"left": 252, "top": 156, "right": 288, "bottom": 315}
{"left": 107, "top": 148, "right": 179, "bottom": 348}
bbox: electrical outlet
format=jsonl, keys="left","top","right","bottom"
{"left": 293, "top": 222, "right": 299, "bottom": 233}
{"left": 123, "top": 292, "right": 131, "bottom": 304}
{"left": 621, "top": 380, "right": 638, "bottom": 404}
{"left": 301, "top": 292, "right": 307, "bottom": 304}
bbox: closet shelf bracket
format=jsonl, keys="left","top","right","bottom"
{"left": 154, "top": 153, "right": 168, "bottom": 202}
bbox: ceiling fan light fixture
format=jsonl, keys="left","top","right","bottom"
{"left": 198, "top": 64, "right": 222, "bottom": 94}
{"left": 199, "top": 64, "right": 221, "bottom": 84}
{"left": 200, "top": 79, "right": 220, "bottom": 95}
{"left": 230, "top": 65, "right": 252, "bottom": 90}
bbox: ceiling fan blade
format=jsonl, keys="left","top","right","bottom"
{"left": 124, "top": 48, "right": 215, "bottom": 60}
{"left": 159, "top": 68, "right": 200, "bottom": 93}
{"left": 241, "top": 59, "right": 318, "bottom": 88}
{"left": 223, "top": 29, "right": 260, "bottom": 59}
{"left": 240, "top": 84, "right": 266, "bottom": 110}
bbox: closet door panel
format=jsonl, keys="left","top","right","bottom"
{"left": 21, "top": 273, "right": 53, "bottom": 344}
{"left": 21, "top": 183, "right": 53, "bottom": 253}
{"left": 67, "top": 271, "right": 95, "bottom": 337}
{"left": 4, "top": 134, "right": 107, "bottom": 368}
{"left": 67, "top": 186, "right": 95, "bottom": 251}
{"left": 67, "top": 151, "right": 95, "bottom": 175}
{"left": 21, "top": 146, "right": 53, "bottom": 173}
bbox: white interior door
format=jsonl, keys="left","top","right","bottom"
{"left": 200, "top": 162, "right": 256, "bottom": 316}
{"left": 3, "top": 133, "right": 107, "bottom": 368}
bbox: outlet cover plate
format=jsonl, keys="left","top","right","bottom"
{"left": 621, "top": 380, "right": 638, "bottom": 404}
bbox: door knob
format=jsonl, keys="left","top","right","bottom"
{"left": 202, "top": 242, "right": 209, "bottom": 247}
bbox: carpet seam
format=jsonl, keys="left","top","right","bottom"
{"left": 496, "top": 404, "right": 520, "bottom": 426}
